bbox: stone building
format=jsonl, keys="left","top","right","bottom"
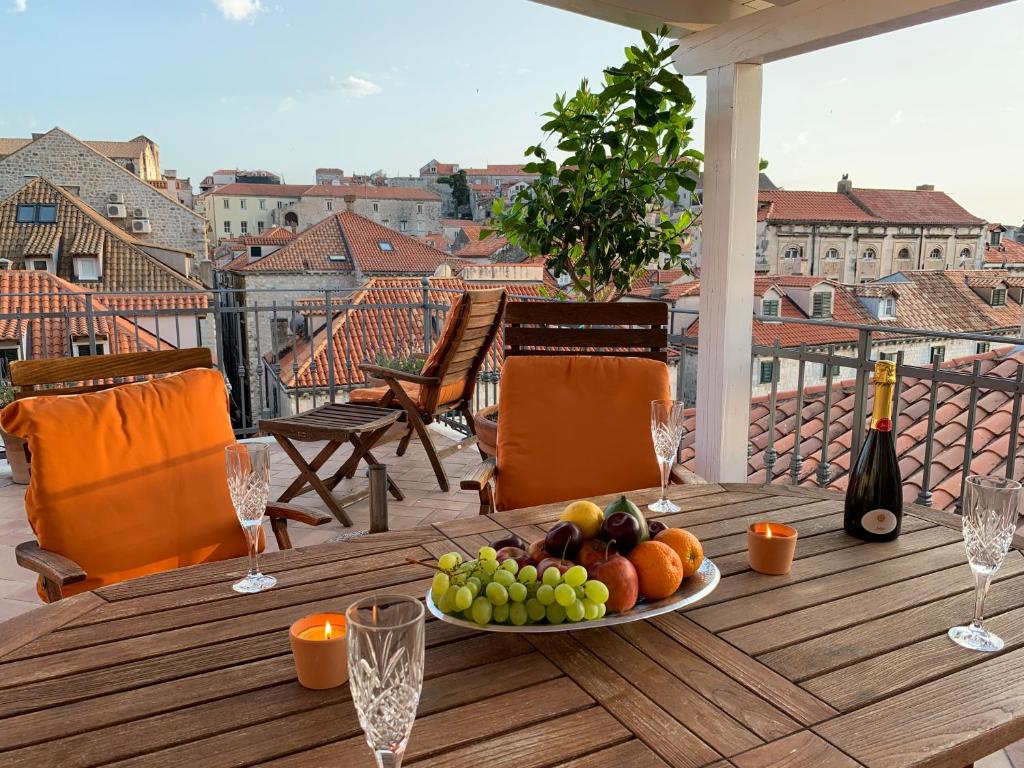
{"left": 755, "top": 177, "right": 987, "bottom": 284}
{"left": 203, "top": 183, "right": 443, "bottom": 245}
{"left": 198, "top": 169, "right": 281, "bottom": 194}
{"left": 0, "top": 177, "right": 213, "bottom": 354}
{"left": 0, "top": 133, "right": 161, "bottom": 181}
{"left": 0, "top": 128, "right": 207, "bottom": 259}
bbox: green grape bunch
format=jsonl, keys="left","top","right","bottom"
{"left": 430, "top": 547, "right": 609, "bottom": 627}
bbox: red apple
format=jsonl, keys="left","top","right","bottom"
{"left": 577, "top": 538, "right": 614, "bottom": 570}
{"left": 535, "top": 557, "right": 573, "bottom": 578}
{"left": 587, "top": 553, "right": 639, "bottom": 614}
{"left": 527, "top": 539, "right": 548, "bottom": 564}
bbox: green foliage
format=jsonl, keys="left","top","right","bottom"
{"left": 374, "top": 349, "right": 424, "bottom": 375}
{"left": 437, "top": 170, "right": 471, "bottom": 217}
{"left": 488, "top": 26, "right": 701, "bottom": 301}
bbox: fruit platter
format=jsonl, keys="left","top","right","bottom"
{"left": 424, "top": 496, "right": 720, "bottom": 632}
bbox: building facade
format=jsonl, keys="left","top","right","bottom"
{"left": 0, "top": 128, "right": 207, "bottom": 258}
{"left": 0, "top": 133, "right": 161, "bottom": 181}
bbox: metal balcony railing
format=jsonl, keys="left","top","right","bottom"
{"left": 0, "top": 281, "right": 1020, "bottom": 511}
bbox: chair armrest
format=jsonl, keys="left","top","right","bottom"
{"left": 265, "top": 502, "right": 333, "bottom": 527}
{"left": 359, "top": 364, "right": 441, "bottom": 387}
{"left": 670, "top": 465, "right": 707, "bottom": 485}
{"left": 15, "top": 541, "right": 87, "bottom": 586}
{"left": 461, "top": 457, "right": 497, "bottom": 491}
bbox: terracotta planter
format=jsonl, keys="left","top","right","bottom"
{"left": 0, "top": 428, "right": 30, "bottom": 485}
{"left": 474, "top": 405, "right": 498, "bottom": 459}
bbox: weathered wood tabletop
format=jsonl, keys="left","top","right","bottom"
{"left": 0, "top": 482, "right": 1020, "bottom": 768}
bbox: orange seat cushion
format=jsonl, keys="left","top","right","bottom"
{"left": 0, "top": 368, "right": 250, "bottom": 599}
{"left": 494, "top": 355, "right": 670, "bottom": 512}
{"left": 348, "top": 380, "right": 464, "bottom": 409}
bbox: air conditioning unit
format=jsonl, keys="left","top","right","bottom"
{"left": 131, "top": 219, "right": 152, "bottom": 234}
{"left": 107, "top": 192, "right": 125, "bottom": 204}
{"left": 131, "top": 207, "right": 149, "bottom": 220}
{"left": 106, "top": 203, "right": 127, "bottom": 219}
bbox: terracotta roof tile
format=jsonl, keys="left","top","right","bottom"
{"left": 464, "top": 165, "right": 538, "bottom": 177}
{"left": 458, "top": 233, "right": 509, "bottom": 258}
{"left": 850, "top": 188, "right": 984, "bottom": 225}
{"left": 758, "top": 191, "right": 877, "bottom": 223}
{"left": 984, "top": 239, "right": 1024, "bottom": 265}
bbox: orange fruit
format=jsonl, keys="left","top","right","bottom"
{"left": 655, "top": 528, "right": 704, "bottom": 578}
{"left": 626, "top": 541, "right": 683, "bottom": 600}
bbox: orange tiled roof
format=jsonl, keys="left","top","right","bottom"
{"left": 985, "top": 238, "right": 1024, "bottom": 265}
{"left": 211, "top": 183, "right": 311, "bottom": 197}
{"left": 240, "top": 226, "right": 295, "bottom": 246}
{"left": 850, "top": 187, "right": 985, "bottom": 226}
{"left": 872, "top": 270, "right": 1024, "bottom": 333}
{"left": 458, "top": 233, "right": 509, "bottom": 258}
{"left": 0, "top": 270, "right": 162, "bottom": 356}
{"left": 236, "top": 212, "right": 449, "bottom": 275}
{"left": 302, "top": 185, "right": 440, "bottom": 201}
{"left": 678, "top": 346, "right": 1024, "bottom": 512}
{"left": 277, "top": 278, "right": 548, "bottom": 389}
{"left": 464, "top": 165, "right": 538, "bottom": 177}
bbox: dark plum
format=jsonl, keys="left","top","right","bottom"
{"left": 491, "top": 534, "right": 529, "bottom": 551}
{"left": 648, "top": 520, "right": 668, "bottom": 538}
{"left": 544, "top": 521, "right": 582, "bottom": 560}
{"left": 602, "top": 511, "right": 641, "bottom": 554}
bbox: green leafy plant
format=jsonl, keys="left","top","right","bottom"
{"left": 374, "top": 349, "right": 424, "bottom": 375}
{"left": 0, "top": 382, "right": 13, "bottom": 408}
{"left": 488, "top": 27, "right": 701, "bottom": 301}
{"left": 437, "top": 170, "right": 471, "bottom": 218}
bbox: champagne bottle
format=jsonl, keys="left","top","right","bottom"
{"left": 844, "top": 360, "right": 902, "bottom": 542}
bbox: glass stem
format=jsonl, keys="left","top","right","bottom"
{"left": 972, "top": 568, "right": 993, "bottom": 628}
{"left": 246, "top": 524, "right": 260, "bottom": 577}
{"left": 659, "top": 459, "right": 671, "bottom": 501}
{"left": 374, "top": 748, "right": 405, "bottom": 768}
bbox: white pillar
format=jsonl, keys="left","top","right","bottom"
{"left": 694, "top": 63, "right": 763, "bottom": 483}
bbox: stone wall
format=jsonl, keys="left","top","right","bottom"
{"left": 282, "top": 196, "right": 443, "bottom": 236}
{"left": 0, "top": 129, "right": 207, "bottom": 257}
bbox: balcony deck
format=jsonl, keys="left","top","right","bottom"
{"left": 0, "top": 425, "right": 481, "bottom": 621}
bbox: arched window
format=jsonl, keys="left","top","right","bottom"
{"left": 862, "top": 248, "right": 877, "bottom": 260}
{"left": 825, "top": 248, "right": 840, "bottom": 260}
{"left": 929, "top": 247, "right": 943, "bottom": 260}
{"left": 784, "top": 247, "right": 800, "bottom": 260}
{"left": 897, "top": 247, "right": 912, "bottom": 260}
{"left": 960, "top": 247, "right": 971, "bottom": 264}
{"left": 284, "top": 211, "right": 298, "bottom": 227}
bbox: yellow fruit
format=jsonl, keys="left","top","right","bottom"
{"left": 560, "top": 500, "right": 604, "bottom": 539}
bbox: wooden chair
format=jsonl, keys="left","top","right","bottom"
{"left": 462, "top": 300, "right": 702, "bottom": 515}
{"left": 9, "top": 348, "right": 331, "bottom": 601}
{"left": 354, "top": 288, "right": 507, "bottom": 492}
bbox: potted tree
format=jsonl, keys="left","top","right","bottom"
{"left": 0, "top": 378, "right": 29, "bottom": 484}
{"left": 487, "top": 26, "right": 702, "bottom": 301}
{"left": 474, "top": 28, "right": 702, "bottom": 444}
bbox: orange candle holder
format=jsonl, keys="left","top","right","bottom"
{"left": 289, "top": 613, "right": 348, "bottom": 689}
{"left": 747, "top": 522, "right": 798, "bottom": 575}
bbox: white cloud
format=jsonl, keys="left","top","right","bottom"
{"left": 12, "top": 0, "right": 27, "bottom": 12}
{"left": 330, "top": 75, "right": 382, "bottom": 98}
{"left": 276, "top": 96, "right": 296, "bottom": 113}
{"left": 213, "top": 0, "right": 262, "bottom": 22}
{"left": 889, "top": 109, "right": 904, "bottom": 126}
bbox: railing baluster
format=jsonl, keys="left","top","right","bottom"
{"left": 84, "top": 293, "right": 97, "bottom": 356}
{"left": 850, "top": 329, "right": 872, "bottom": 460}
{"left": 173, "top": 311, "right": 182, "bottom": 349}
{"left": 790, "top": 344, "right": 807, "bottom": 485}
{"left": 325, "top": 289, "right": 336, "bottom": 403}
{"left": 154, "top": 310, "right": 162, "bottom": 351}
{"left": 956, "top": 359, "right": 984, "bottom": 513}
{"left": 214, "top": 287, "right": 227, "bottom": 374}
{"left": 892, "top": 350, "right": 906, "bottom": 426}
{"left": 422, "top": 277, "right": 431, "bottom": 354}
{"left": 1006, "top": 363, "right": 1024, "bottom": 480}
{"left": 233, "top": 294, "right": 248, "bottom": 432}
{"left": 763, "top": 342, "right": 781, "bottom": 484}
{"left": 916, "top": 356, "right": 943, "bottom": 507}
{"left": 817, "top": 345, "right": 835, "bottom": 487}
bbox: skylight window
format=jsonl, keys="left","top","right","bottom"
{"left": 327, "top": 253, "right": 347, "bottom": 262}
{"left": 378, "top": 241, "right": 394, "bottom": 252}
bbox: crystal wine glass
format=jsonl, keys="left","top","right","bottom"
{"left": 650, "top": 399, "right": 686, "bottom": 514}
{"left": 948, "top": 474, "right": 1021, "bottom": 652}
{"left": 225, "top": 442, "right": 276, "bottom": 594}
{"left": 347, "top": 594, "right": 426, "bottom": 768}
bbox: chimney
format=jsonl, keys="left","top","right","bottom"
{"left": 916, "top": 184, "right": 935, "bottom": 191}
{"left": 837, "top": 174, "right": 853, "bottom": 194}
{"left": 343, "top": 194, "right": 357, "bottom": 213}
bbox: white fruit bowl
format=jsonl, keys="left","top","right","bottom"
{"left": 425, "top": 557, "right": 720, "bottom": 633}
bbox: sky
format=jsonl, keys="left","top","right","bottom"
{"left": 1, "top": 0, "right": 1021, "bottom": 223}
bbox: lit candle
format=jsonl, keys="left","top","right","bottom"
{"left": 747, "top": 522, "right": 798, "bottom": 575}
{"left": 289, "top": 613, "right": 348, "bottom": 689}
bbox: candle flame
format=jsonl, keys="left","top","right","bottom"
{"left": 324, "top": 620, "right": 332, "bottom": 640}
{"left": 765, "top": 525, "right": 773, "bottom": 539}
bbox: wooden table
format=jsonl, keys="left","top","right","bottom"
{"left": 259, "top": 403, "right": 404, "bottom": 526}
{"left": 1, "top": 482, "right": 1021, "bottom": 767}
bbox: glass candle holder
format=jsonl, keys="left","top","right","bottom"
{"left": 289, "top": 613, "right": 348, "bottom": 689}
{"left": 747, "top": 522, "right": 798, "bottom": 575}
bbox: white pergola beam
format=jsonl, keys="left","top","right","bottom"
{"left": 695, "top": 63, "right": 762, "bottom": 483}
{"left": 530, "top": 0, "right": 759, "bottom": 35}
{"left": 673, "top": 0, "right": 1012, "bottom": 74}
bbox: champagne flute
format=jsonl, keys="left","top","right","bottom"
{"left": 948, "top": 474, "right": 1021, "bottom": 652}
{"left": 225, "top": 442, "right": 277, "bottom": 594}
{"left": 650, "top": 399, "right": 686, "bottom": 514}
{"left": 347, "top": 594, "right": 425, "bottom": 768}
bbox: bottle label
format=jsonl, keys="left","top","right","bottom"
{"left": 861, "top": 508, "right": 898, "bottom": 535}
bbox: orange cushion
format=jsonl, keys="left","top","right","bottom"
{"left": 494, "top": 355, "right": 670, "bottom": 512}
{"left": 0, "top": 368, "right": 250, "bottom": 599}
{"left": 349, "top": 380, "right": 464, "bottom": 409}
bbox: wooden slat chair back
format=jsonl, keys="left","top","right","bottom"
{"left": 357, "top": 288, "right": 507, "bottom": 491}
{"left": 6, "top": 348, "right": 331, "bottom": 601}
{"left": 504, "top": 300, "right": 669, "bottom": 362}
{"left": 10, "top": 348, "right": 214, "bottom": 398}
